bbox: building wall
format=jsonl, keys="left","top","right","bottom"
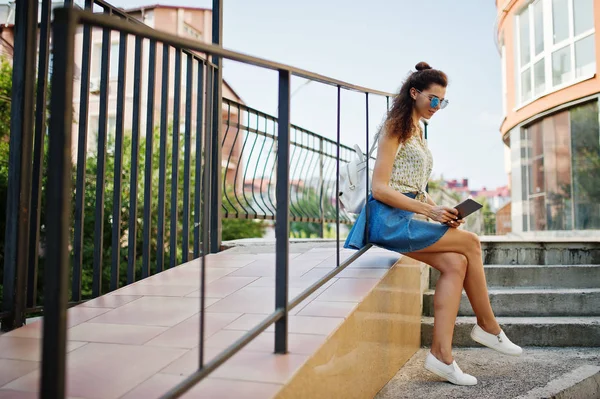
{"left": 497, "top": 0, "right": 600, "bottom": 236}
{"left": 497, "top": 0, "right": 600, "bottom": 136}
{"left": 70, "top": 6, "right": 245, "bottom": 191}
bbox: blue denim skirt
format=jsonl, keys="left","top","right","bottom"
{"left": 344, "top": 192, "right": 450, "bottom": 254}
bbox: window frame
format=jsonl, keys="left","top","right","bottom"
{"left": 515, "top": 0, "right": 596, "bottom": 110}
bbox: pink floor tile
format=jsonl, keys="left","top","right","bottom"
{"left": 122, "top": 373, "right": 282, "bottom": 399}
{"left": 210, "top": 350, "right": 308, "bottom": 384}
{"left": 4, "top": 343, "right": 187, "bottom": 399}
{"left": 5, "top": 307, "right": 111, "bottom": 339}
{"left": 159, "top": 346, "right": 222, "bottom": 376}
{"left": 87, "top": 296, "right": 200, "bottom": 327}
{"left": 0, "top": 390, "right": 39, "bottom": 399}
{"left": 205, "top": 330, "right": 326, "bottom": 355}
{"left": 145, "top": 312, "right": 242, "bottom": 349}
{"left": 68, "top": 322, "right": 168, "bottom": 345}
{"left": 79, "top": 295, "right": 141, "bottom": 308}
{"left": 185, "top": 276, "right": 259, "bottom": 298}
{"left": 0, "top": 337, "right": 86, "bottom": 362}
{"left": 205, "top": 286, "right": 304, "bottom": 314}
{"left": 223, "top": 314, "right": 343, "bottom": 336}
{"left": 109, "top": 284, "right": 198, "bottom": 297}
{"left": 314, "top": 278, "right": 380, "bottom": 302}
{"left": 0, "top": 359, "right": 38, "bottom": 387}
{"left": 246, "top": 268, "right": 329, "bottom": 288}
{"left": 296, "top": 300, "right": 358, "bottom": 318}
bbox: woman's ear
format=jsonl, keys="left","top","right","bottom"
{"left": 410, "top": 87, "right": 417, "bottom": 100}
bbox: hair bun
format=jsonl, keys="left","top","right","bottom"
{"left": 415, "top": 62, "right": 432, "bottom": 71}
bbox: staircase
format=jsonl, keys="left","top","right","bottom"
{"left": 421, "top": 239, "right": 600, "bottom": 347}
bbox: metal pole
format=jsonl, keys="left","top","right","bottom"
{"left": 274, "top": 70, "right": 291, "bottom": 354}
{"left": 319, "top": 138, "right": 325, "bottom": 238}
{"left": 41, "top": 7, "right": 75, "bottom": 397}
{"left": 1, "top": 0, "right": 38, "bottom": 331}
{"left": 424, "top": 120, "right": 429, "bottom": 193}
{"left": 209, "top": 0, "right": 223, "bottom": 253}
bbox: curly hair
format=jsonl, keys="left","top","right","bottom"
{"left": 384, "top": 62, "right": 448, "bottom": 144}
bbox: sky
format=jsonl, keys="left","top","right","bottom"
{"left": 111, "top": 0, "right": 507, "bottom": 191}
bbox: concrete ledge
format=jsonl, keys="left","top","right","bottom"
{"left": 376, "top": 348, "right": 600, "bottom": 399}
{"left": 429, "top": 264, "right": 600, "bottom": 289}
{"left": 516, "top": 365, "right": 600, "bottom": 399}
{"left": 423, "top": 288, "right": 600, "bottom": 317}
{"left": 421, "top": 316, "right": 600, "bottom": 347}
{"left": 275, "top": 255, "right": 425, "bottom": 399}
{"left": 481, "top": 240, "right": 600, "bottom": 265}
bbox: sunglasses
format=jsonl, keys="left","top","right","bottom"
{"left": 415, "top": 89, "right": 449, "bottom": 109}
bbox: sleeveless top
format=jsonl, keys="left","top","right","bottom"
{"left": 388, "top": 126, "right": 433, "bottom": 203}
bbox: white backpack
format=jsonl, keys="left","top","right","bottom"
{"left": 339, "top": 128, "right": 382, "bottom": 214}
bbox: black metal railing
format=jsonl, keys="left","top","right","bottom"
{"left": 2, "top": 1, "right": 396, "bottom": 398}
{"left": 221, "top": 98, "right": 355, "bottom": 228}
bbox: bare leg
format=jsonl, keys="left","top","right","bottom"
{"left": 403, "top": 251, "right": 467, "bottom": 365}
{"left": 413, "top": 229, "right": 501, "bottom": 335}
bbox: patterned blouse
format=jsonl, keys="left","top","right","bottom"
{"left": 388, "top": 127, "right": 433, "bottom": 203}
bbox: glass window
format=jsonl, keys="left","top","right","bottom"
{"left": 571, "top": 101, "right": 600, "bottom": 229}
{"left": 521, "top": 68, "right": 532, "bottom": 103}
{"left": 575, "top": 35, "right": 596, "bottom": 77}
{"left": 534, "top": 0, "right": 545, "bottom": 55}
{"left": 552, "top": 46, "right": 572, "bottom": 86}
{"left": 109, "top": 43, "right": 119, "bottom": 78}
{"left": 552, "top": 0, "right": 570, "bottom": 44}
{"left": 574, "top": 0, "right": 594, "bottom": 36}
{"left": 519, "top": 8, "right": 531, "bottom": 66}
{"left": 534, "top": 59, "right": 546, "bottom": 96}
{"left": 543, "top": 112, "right": 573, "bottom": 230}
{"left": 532, "top": 196, "right": 547, "bottom": 230}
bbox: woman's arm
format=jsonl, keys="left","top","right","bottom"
{"left": 370, "top": 132, "right": 457, "bottom": 224}
{"left": 425, "top": 192, "right": 436, "bottom": 206}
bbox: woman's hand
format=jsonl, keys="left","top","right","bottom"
{"left": 427, "top": 205, "right": 459, "bottom": 224}
{"left": 446, "top": 218, "right": 465, "bottom": 229}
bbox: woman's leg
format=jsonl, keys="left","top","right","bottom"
{"left": 412, "top": 229, "right": 501, "bottom": 335}
{"left": 402, "top": 251, "right": 467, "bottom": 365}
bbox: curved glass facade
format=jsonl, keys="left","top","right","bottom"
{"left": 518, "top": 100, "right": 600, "bottom": 231}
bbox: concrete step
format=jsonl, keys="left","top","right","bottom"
{"left": 421, "top": 316, "right": 600, "bottom": 347}
{"left": 428, "top": 264, "right": 600, "bottom": 289}
{"left": 422, "top": 288, "right": 600, "bottom": 317}
{"left": 376, "top": 347, "right": 600, "bottom": 399}
{"left": 480, "top": 239, "right": 600, "bottom": 265}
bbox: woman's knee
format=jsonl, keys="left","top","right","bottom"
{"left": 440, "top": 253, "right": 467, "bottom": 278}
{"left": 464, "top": 231, "right": 481, "bottom": 255}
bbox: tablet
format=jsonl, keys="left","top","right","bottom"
{"left": 454, "top": 198, "right": 483, "bottom": 219}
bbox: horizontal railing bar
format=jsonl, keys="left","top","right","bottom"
{"left": 222, "top": 99, "right": 358, "bottom": 151}
{"left": 289, "top": 244, "right": 372, "bottom": 309}
{"left": 161, "top": 308, "right": 286, "bottom": 399}
{"left": 223, "top": 119, "right": 353, "bottom": 157}
{"left": 84, "top": 1, "right": 215, "bottom": 70}
{"left": 221, "top": 213, "right": 352, "bottom": 223}
{"left": 60, "top": 8, "right": 395, "bottom": 97}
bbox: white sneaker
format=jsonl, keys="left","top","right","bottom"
{"left": 423, "top": 351, "right": 477, "bottom": 386}
{"left": 470, "top": 324, "right": 523, "bottom": 356}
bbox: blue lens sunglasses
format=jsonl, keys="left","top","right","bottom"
{"left": 415, "top": 89, "right": 449, "bottom": 109}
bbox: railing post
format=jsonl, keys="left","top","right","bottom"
{"left": 319, "top": 137, "right": 325, "bottom": 238}
{"left": 424, "top": 120, "right": 429, "bottom": 194}
{"left": 27, "top": 0, "right": 51, "bottom": 310}
{"left": 1, "top": 0, "right": 38, "bottom": 332}
{"left": 275, "top": 70, "right": 291, "bottom": 354}
{"left": 209, "top": 0, "right": 223, "bottom": 253}
{"left": 41, "top": 7, "right": 75, "bottom": 397}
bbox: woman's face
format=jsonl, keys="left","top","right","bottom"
{"left": 411, "top": 84, "right": 447, "bottom": 120}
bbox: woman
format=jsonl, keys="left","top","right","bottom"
{"left": 344, "top": 62, "right": 522, "bottom": 386}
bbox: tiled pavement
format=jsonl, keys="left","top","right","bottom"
{"left": 0, "top": 242, "right": 400, "bottom": 399}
